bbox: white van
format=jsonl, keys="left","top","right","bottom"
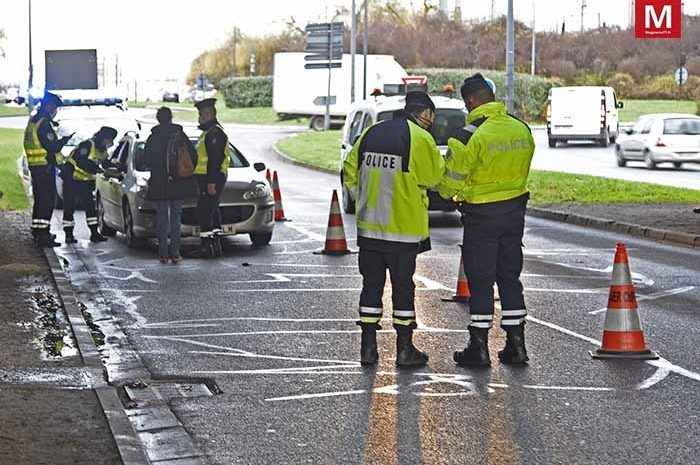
{"left": 547, "top": 86, "right": 623, "bottom": 148}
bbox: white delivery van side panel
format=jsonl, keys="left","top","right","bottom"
{"left": 549, "top": 86, "right": 603, "bottom": 138}
{"left": 272, "top": 52, "right": 407, "bottom": 117}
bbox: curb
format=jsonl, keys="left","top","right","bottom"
{"left": 271, "top": 139, "right": 339, "bottom": 176}
{"left": 44, "top": 249, "right": 151, "bottom": 465}
{"left": 527, "top": 206, "right": 700, "bottom": 249}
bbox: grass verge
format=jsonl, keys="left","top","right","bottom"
{"left": 619, "top": 99, "right": 697, "bottom": 122}
{"left": 0, "top": 128, "right": 29, "bottom": 211}
{"left": 129, "top": 101, "right": 307, "bottom": 126}
{"left": 0, "top": 104, "right": 29, "bottom": 117}
{"left": 276, "top": 129, "right": 700, "bottom": 204}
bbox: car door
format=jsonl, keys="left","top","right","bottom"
{"left": 342, "top": 110, "right": 365, "bottom": 158}
{"left": 104, "top": 139, "right": 131, "bottom": 223}
{"left": 624, "top": 118, "right": 649, "bottom": 159}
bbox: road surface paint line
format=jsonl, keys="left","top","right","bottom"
{"left": 266, "top": 390, "right": 368, "bottom": 402}
{"left": 521, "top": 385, "right": 613, "bottom": 392}
{"left": 143, "top": 317, "right": 361, "bottom": 327}
{"left": 588, "top": 286, "right": 696, "bottom": 315}
{"left": 636, "top": 366, "right": 672, "bottom": 390}
{"left": 284, "top": 223, "right": 327, "bottom": 242}
{"left": 101, "top": 289, "right": 159, "bottom": 293}
{"left": 222, "top": 287, "right": 445, "bottom": 293}
{"left": 274, "top": 248, "right": 326, "bottom": 255}
{"left": 158, "top": 337, "right": 255, "bottom": 356}
{"left": 415, "top": 275, "right": 452, "bottom": 291}
{"left": 108, "top": 289, "right": 148, "bottom": 327}
{"left": 551, "top": 262, "right": 654, "bottom": 287}
{"left": 237, "top": 263, "right": 358, "bottom": 268}
{"left": 145, "top": 327, "right": 468, "bottom": 338}
{"left": 269, "top": 238, "right": 317, "bottom": 245}
{"left": 223, "top": 273, "right": 360, "bottom": 284}
{"left": 647, "top": 358, "right": 700, "bottom": 383}
{"left": 522, "top": 273, "right": 609, "bottom": 280}
{"left": 191, "top": 365, "right": 360, "bottom": 375}
{"left": 524, "top": 287, "right": 609, "bottom": 294}
{"left": 188, "top": 350, "right": 360, "bottom": 366}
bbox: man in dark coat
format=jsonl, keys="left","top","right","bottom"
{"left": 144, "top": 107, "right": 197, "bottom": 262}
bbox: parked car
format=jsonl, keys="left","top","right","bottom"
{"left": 162, "top": 91, "right": 180, "bottom": 103}
{"left": 547, "top": 86, "right": 623, "bottom": 148}
{"left": 339, "top": 93, "right": 467, "bottom": 213}
{"left": 615, "top": 113, "right": 700, "bottom": 169}
{"left": 95, "top": 131, "right": 275, "bottom": 248}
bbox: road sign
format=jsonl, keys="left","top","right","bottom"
{"left": 305, "top": 62, "right": 343, "bottom": 70}
{"left": 675, "top": 66, "right": 688, "bottom": 86}
{"left": 305, "top": 52, "right": 343, "bottom": 62}
{"left": 197, "top": 74, "right": 210, "bottom": 91}
{"left": 313, "top": 96, "right": 337, "bottom": 106}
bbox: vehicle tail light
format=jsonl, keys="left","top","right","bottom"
{"left": 546, "top": 101, "right": 551, "bottom": 120}
{"left": 655, "top": 138, "right": 666, "bottom": 147}
{"left": 600, "top": 103, "right": 606, "bottom": 119}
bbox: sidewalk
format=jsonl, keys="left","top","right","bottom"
{"left": 0, "top": 211, "right": 122, "bottom": 465}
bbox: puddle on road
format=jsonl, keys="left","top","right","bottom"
{"left": 27, "top": 285, "right": 78, "bottom": 359}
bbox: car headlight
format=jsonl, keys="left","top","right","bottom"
{"left": 243, "top": 183, "right": 270, "bottom": 200}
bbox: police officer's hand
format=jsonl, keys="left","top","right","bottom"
{"left": 60, "top": 133, "right": 75, "bottom": 145}
{"left": 207, "top": 183, "right": 216, "bottom": 196}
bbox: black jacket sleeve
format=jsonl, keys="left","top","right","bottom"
{"left": 74, "top": 141, "right": 102, "bottom": 175}
{"left": 204, "top": 127, "right": 227, "bottom": 183}
{"left": 37, "top": 119, "right": 66, "bottom": 163}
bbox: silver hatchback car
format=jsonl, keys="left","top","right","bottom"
{"left": 95, "top": 132, "right": 275, "bottom": 248}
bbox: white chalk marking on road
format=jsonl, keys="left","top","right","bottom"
{"left": 237, "top": 263, "right": 357, "bottom": 269}
{"left": 266, "top": 389, "right": 367, "bottom": 402}
{"left": 588, "top": 286, "right": 696, "bottom": 315}
{"left": 101, "top": 289, "right": 159, "bottom": 293}
{"left": 157, "top": 337, "right": 255, "bottom": 356}
{"left": 415, "top": 275, "right": 452, "bottom": 291}
{"left": 283, "top": 223, "right": 327, "bottom": 242}
{"left": 222, "top": 286, "right": 444, "bottom": 293}
{"left": 223, "top": 273, "right": 360, "bottom": 284}
{"left": 522, "top": 273, "right": 609, "bottom": 280}
{"left": 269, "top": 238, "right": 317, "bottom": 245}
{"left": 522, "top": 385, "right": 614, "bottom": 392}
{"left": 145, "top": 327, "right": 467, "bottom": 338}
{"left": 101, "top": 270, "right": 157, "bottom": 284}
{"left": 636, "top": 366, "right": 672, "bottom": 390}
{"left": 551, "top": 263, "right": 654, "bottom": 287}
{"left": 192, "top": 365, "right": 361, "bottom": 375}
{"left": 107, "top": 290, "right": 147, "bottom": 327}
{"left": 143, "top": 317, "right": 360, "bottom": 328}
{"left": 524, "top": 287, "right": 609, "bottom": 294}
{"left": 488, "top": 383, "right": 509, "bottom": 389}
{"left": 647, "top": 358, "right": 700, "bottom": 383}
{"left": 274, "top": 248, "right": 326, "bottom": 255}
{"left": 189, "top": 350, "right": 360, "bottom": 366}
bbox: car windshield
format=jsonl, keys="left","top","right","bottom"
{"left": 133, "top": 142, "right": 148, "bottom": 171}
{"left": 55, "top": 116, "right": 139, "bottom": 147}
{"left": 663, "top": 118, "right": 700, "bottom": 135}
{"left": 189, "top": 138, "right": 249, "bottom": 168}
{"left": 377, "top": 108, "right": 467, "bottom": 146}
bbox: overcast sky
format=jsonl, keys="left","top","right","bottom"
{"left": 1, "top": 0, "right": 696, "bottom": 86}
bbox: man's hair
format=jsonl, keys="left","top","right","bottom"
{"left": 405, "top": 104, "right": 431, "bottom": 118}
{"left": 469, "top": 87, "right": 495, "bottom": 103}
{"left": 156, "top": 107, "right": 173, "bottom": 124}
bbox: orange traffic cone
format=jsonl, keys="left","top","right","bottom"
{"left": 442, "top": 254, "right": 470, "bottom": 303}
{"left": 591, "top": 243, "right": 658, "bottom": 360}
{"left": 314, "top": 190, "right": 354, "bottom": 255}
{"left": 272, "top": 171, "right": 288, "bottom": 222}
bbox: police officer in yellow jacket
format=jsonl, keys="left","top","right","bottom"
{"left": 62, "top": 126, "right": 117, "bottom": 243}
{"left": 194, "top": 98, "right": 229, "bottom": 258}
{"left": 438, "top": 73, "right": 535, "bottom": 367}
{"left": 23, "top": 92, "right": 72, "bottom": 247}
{"left": 344, "top": 91, "right": 445, "bottom": 367}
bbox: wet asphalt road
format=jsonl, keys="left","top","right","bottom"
{"left": 52, "top": 123, "right": 700, "bottom": 465}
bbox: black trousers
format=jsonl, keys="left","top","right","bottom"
{"left": 358, "top": 247, "right": 418, "bottom": 330}
{"left": 62, "top": 178, "right": 97, "bottom": 229}
{"left": 29, "top": 165, "right": 56, "bottom": 234}
{"left": 196, "top": 175, "right": 226, "bottom": 236}
{"left": 461, "top": 194, "right": 528, "bottom": 330}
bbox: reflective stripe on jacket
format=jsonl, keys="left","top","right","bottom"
{"left": 24, "top": 117, "right": 48, "bottom": 166}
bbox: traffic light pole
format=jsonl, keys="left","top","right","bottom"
{"left": 505, "top": 0, "right": 515, "bottom": 114}
{"left": 325, "top": 26, "right": 333, "bottom": 131}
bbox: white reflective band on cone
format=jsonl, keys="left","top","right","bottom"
{"left": 603, "top": 310, "right": 643, "bottom": 332}
{"left": 612, "top": 264, "right": 633, "bottom": 285}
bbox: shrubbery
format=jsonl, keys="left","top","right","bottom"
{"left": 219, "top": 76, "right": 273, "bottom": 108}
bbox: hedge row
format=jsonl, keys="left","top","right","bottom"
{"left": 408, "top": 68, "right": 563, "bottom": 121}
{"left": 219, "top": 76, "right": 273, "bottom": 108}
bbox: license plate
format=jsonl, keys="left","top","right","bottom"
{"left": 192, "top": 224, "right": 236, "bottom": 235}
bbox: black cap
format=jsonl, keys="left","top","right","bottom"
{"left": 194, "top": 98, "right": 217, "bottom": 111}
{"left": 404, "top": 91, "right": 435, "bottom": 112}
{"left": 41, "top": 91, "right": 63, "bottom": 107}
{"left": 460, "top": 73, "right": 493, "bottom": 100}
{"left": 95, "top": 126, "right": 118, "bottom": 140}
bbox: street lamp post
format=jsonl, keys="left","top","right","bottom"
{"left": 505, "top": 0, "right": 515, "bottom": 113}
{"left": 531, "top": 0, "right": 536, "bottom": 76}
{"left": 363, "top": 0, "right": 368, "bottom": 100}
{"left": 28, "top": 0, "right": 34, "bottom": 112}
{"left": 351, "top": 0, "right": 356, "bottom": 103}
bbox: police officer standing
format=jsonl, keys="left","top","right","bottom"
{"left": 23, "top": 92, "right": 72, "bottom": 247}
{"left": 343, "top": 91, "right": 445, "bottom": 367}
{"left": 193, "top": 98, "right": 229, "bottom": 258}
{"left": 438, "top": 73, "right": 535, "bottom": 367}
{"left": 62, "top": 126, "right": 118, "bottom": 243}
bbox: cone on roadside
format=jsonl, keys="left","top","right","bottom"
{"left": 314, "top": 190, "right": 354, "bottom": 255}
{"left": 442, "top": 254, "right": 470, "bottom": 303}
{"left": 272, "top": 171, "right": 288, "bottom": 222}
{"left": 590, "top": 243, "right": 658, "bottom": 360}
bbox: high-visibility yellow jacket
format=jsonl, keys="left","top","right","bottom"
{"left": 67, "top": 139, "right": 108, "bottom": 181}
{"left": 194, "top": 122, "right": 230, "bottom": 180}
{"left": 438, "top": 102, "right": 534, "bottom": 204}
{"left": 343, "top": 112, "right": 445, "bottom": 247}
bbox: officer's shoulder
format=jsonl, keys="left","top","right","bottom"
{"left": 507, "top": 113, "right": 532, "bottom": 134}
{"left": 77, "top": 140, "right": 93, "bottom": 153}
{"left": 207, "top": 125, "right": 228, "bottom": 143}
{"left": 452, "top": 116, "right": 488, "bottom": 145}
{"left": 30, "top": 113, "right": 44, "bottom": 124}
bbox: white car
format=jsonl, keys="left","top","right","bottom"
{"left": 547, "top": 86, "right": 623, "bottom": 148}
{"left": 339, "top": 93, "right": 467, "bottom": 213}
{"left": 615, "top": 114, "right": 700, "bottom": 169}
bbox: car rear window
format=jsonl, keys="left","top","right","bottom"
{"left": 377, "top": 109, "right": 466, "bottom": 146}
{"left": 663, "top": 118, "right": 700, "bottom": 135}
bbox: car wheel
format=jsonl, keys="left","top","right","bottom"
{"left": 310, "top": 115, "right": 325, "bottom": 132}
{"left": 97, "top": 195, "right": 116, "bottom": 237}
{"left": 250, "top": 231, "right": 272, "bottom": 246}
{"left": 598, "top": 128, "right": 610, "bottom": 147}
{"left": 615, "top": 145, "right": 627, "bottom": 167}
{"left": 341, "top": 185, "right": 355, "bottom": 214}
{"left": 644, "top": 150, "right": 657, "bottom": 170}
{"left": 123, "top": 200, "right": 145, "bottom": 249}
{"left": 548, "top": 137, "right": 556, "bottom": 148}
{"left": 673, "top": 162, "right": 682, "bottom": 169}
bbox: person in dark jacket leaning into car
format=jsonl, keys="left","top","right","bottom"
{"left": 144, "top": 107, "right": 197, "bottom": 263}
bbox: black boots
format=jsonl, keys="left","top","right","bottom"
{"left": 396, "top": 330, "right": 429, "bottom": 367}
{"left": 89, "top": 225, "right": 107, "bottom": 243}
{"left": 35, "top": 231, "right": 60, "bottom": 247}
{"left": 212, "top": 233, "right": 223, "bottom": 257}
{"left": 359, "top": 323, "right": 378, "bottom": 366}
{"left": 498, "top": 324, "right": 529, "bottom": 365}
{"left": 64, "top": 227, "right": 78, "bottom": 244}
{"left": 454, "top": 327, "right": 491, "bottom": 367}
{"left": 200, "top": 236, "right": 215, "bottom": 258}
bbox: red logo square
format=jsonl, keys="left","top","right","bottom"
{"left": 635, "top": 0, "right": 682, "bottom": 39}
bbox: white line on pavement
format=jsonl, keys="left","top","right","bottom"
{"left": 283, "top": 223, "right": 327, "bottom": 242}
{"left": 266, "top": 390, "right": 367, "bottom": 402}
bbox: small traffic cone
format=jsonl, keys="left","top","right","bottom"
{"left": 442, "top": 254, "right": 470, "bottom": 303}
{"left": 272, "top": 171, "right": 288, "bottom": 222}
{"left": 314, "top": 190, "right": 354, "bottom": 255}
{"left": 266, "top": 168, "right": 272, "bottom": 185}
{"left": 591, "top": 243, "right": 658, "bottom": 360}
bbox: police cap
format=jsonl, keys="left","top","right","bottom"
{"left": 41, "top": 91, "right": 64, "bottom": 107}
{"left": 404, "top": 91, "right": 435, "bottom": 112}
{"left": 460, "top": 73, "right": 494, "bottom": 100}
{"left": 194, "top": 98, "right": 217, "bottom": 111}
{"left": 96, "top": 126, "right": 118, "bottom": 141}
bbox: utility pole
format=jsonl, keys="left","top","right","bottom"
{"left": 491, "top": 0, "right": 495, "bottom": 21}
{"left": 580, "top": 0, "right": 587, "bottom": 33}
{"left": 531, "top": 0, "right": 536, "bottom": 76}
{"left": 231, "top": 27, "right": 237, "bottom": 78}
{"left": 363, "top": 0, "right": 368, "bottom": 100}
{"left": 28, "top": 0, "right": 34, "bottom": 112}
{"left": 351, "top": 0, "right": 356, "bottom": 103}
{"left": 505, "top": 0, "right": 515, "bottom": 113}
{"left": 115, "top": 54, "right": 119, "bottom": 87}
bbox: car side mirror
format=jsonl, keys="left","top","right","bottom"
{"left": 617, "top": 101, "right": 624, "bottom": 109}
{"left": 137, "top": 121, "right": 142, "bottom": 130}
{"left": 351, "top": 134, "right": 361, "bottom": 145}
{"left": 625, "top": 128, "right": 634, "bottom": 135}
{"left": 253, "top": 162, "right": 266, "bottom": 172}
